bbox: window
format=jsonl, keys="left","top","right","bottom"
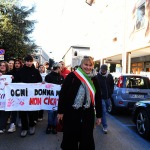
{"left": 136, "top": 3, "right": 145, "bottom": 30}
{"left": 34, "top": 49, "right": 39, "bottom": 53}
{"left": 125, "top": 76, "right": 149, "bottom": 89}
{"left": 34, "top": 56, "right": 39, "bottom": 59}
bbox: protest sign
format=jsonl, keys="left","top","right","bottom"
{"left": 5, "top": 83, "right": 61, "bottom": 111}
{"left": 0, "top": 75, "right": 12, "bottom": 110}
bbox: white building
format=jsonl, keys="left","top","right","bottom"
{"left": 62, "top": 46, "right": 90, "bottom": 69}
{"left": 32, "top": 47, "right": 49, "bottom": 65}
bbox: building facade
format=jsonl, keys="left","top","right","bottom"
{"left": 62, "top": 46, "right": 90, "bottom": 69}
{"left": 32, "top": 47, "right": 49, "bottom": 65}
{"left": 91, "top": 0, "right": 150, "bottom": 75}
{"left": 61, "top": 0, "right": 150, "bottom": 76}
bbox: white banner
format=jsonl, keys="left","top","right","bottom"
{"left": 0, "top": 75, "right": 12, "bottom": 110}
{"left": 5, "top": 83, "right": 61, "bottom": 111}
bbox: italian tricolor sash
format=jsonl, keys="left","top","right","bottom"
{"left": 74, "top": 67, "right": 96, "bottom": 105}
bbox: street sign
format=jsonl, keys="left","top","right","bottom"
{"left": 0, "top": 55, "right": 4, "bottom": 60}
{"left": 0, "top": 49, "right": 5, "bottom": 55}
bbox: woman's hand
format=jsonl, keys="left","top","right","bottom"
{"left": 96, "top": 118, "right": 101, "bottom": 126}
{"left": 0, "top": 73, "right": 2, "bottom": 76}
{"left": 11, "top": 75, "right": 14, "bottom": 80}
{"left": 57, "top": 114, "right": 64, "bottom": 121}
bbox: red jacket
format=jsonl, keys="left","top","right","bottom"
{"left": 60, "top": 67, "right": 70, "bottom": 79}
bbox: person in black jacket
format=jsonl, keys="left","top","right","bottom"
{"left": 45, "top": 62, "right": 64, "bottom": 134}
{"left": 15, "top": 55, "right": 42, "bottom": 137}
{"left": 8, "top": 59, "right": 23, "bottom": 133}
{"left": 57, "top": 56, "right": 102, "bottom": 150}
{"left": 96, "top": 64, "right": 114, "bottom": 134}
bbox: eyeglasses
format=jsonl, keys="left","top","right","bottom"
{"left": 83, "top": 56, "right": 94, "bottom": 60}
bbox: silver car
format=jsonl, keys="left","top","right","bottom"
{"left": 108, "top": 74, "right": 150, "bottom": 114}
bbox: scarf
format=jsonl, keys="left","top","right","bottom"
{"left": 72, "top": 67, "right": 96, "bottom": 109}
{"left": 99, "top": 69, "right": 109, "bottom": 77}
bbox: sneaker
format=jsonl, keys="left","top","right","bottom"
{"left": 29, "top": 126, "right": 35, "bottom": 135}
{"left": 8, "top": 123, "right": 16, "bottom": 133}
{"left": 46, "top": 127, "right": 51, "bottom": 134}
{"left": 20, "top": 130, "right": 28, "bottom": 137}
{"left": 7, "top": 118, "right": 11, "bottom": 124}
{"left": 0, "top": 129, "right": 5, "bottom": 134}
{"left": 17, "top": 119, "right": 22, "bottom": 127}
{"left": 52, "top": 128, "right": 57, "bottom": 134}
{"left": 34, "top": 120, "right": 37, "bottom": 125}
{"left": 38, "top": 118, "right": 43, "bottom": 122}
{"left": 103, "top": 127, "right": 108, "bottom": 134}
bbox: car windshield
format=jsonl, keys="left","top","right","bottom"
{"left": 125, "top": 76, "right": 150, "bottom": 89}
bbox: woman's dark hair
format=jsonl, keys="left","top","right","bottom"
{"left": 14, "top": 59, "right": 23, "bottom": 68}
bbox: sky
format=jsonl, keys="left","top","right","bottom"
{"left": 21, "top": 0, "right": 99, "bottom": 61}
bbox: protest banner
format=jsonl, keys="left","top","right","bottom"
{"left": 5, "top": 83, "right": 61, "bottom": 111}
{"left": 0, "top": 75, "right": 12, "bottom": 110}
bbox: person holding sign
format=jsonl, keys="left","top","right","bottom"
{"left": 0, "top": 61, "right": 12, "bottom": 133}
{"left": 15, "top": 55, "right": 42, "bottom": 137}
{"left": 57, "top": 56, "right": 102, "bottom": 150}
{"left": 45, "top": 62, "right": 64, "bottom": 134}
{"left": 8, "top": 59, "right": 23, "bottom": 133}
{"left": 37, "top": 64, "right": 47, "bottom": 121}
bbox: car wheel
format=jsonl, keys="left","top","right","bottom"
{"left": 136, "top": 110, "right": 150, "bottom": 138}
{"left": 107, "top": 98, "right": 116, "bottom": 114}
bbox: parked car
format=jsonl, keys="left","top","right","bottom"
{"left": 108, "top": 74, "right": 150, "bottom": 114}
{"left": 132, "top": 100, "right": 150, "bottom": 138}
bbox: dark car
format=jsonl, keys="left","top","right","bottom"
{"left": 132, "top": 100, "right": 150, "bottom": 138}
{"left": 108, "top": 74, "right": 150, "bottom": 114}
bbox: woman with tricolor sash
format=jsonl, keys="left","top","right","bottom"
{"left": 57, "top": 56, "right": 102, "bottom": 150}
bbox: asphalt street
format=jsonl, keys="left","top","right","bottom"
{"left": 0, "top": 112, "right": 150, "bottom": 150}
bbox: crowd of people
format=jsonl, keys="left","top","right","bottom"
{"left": 0, "top": 54, "right": 114, "bottom": 150}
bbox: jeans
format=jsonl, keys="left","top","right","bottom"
{"left": 102, "top": 99, "right": 110, "bottom": 128}
{"left": 48, "top": 110, "right": 57, "bottom": 126}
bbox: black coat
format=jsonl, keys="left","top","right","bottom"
{"left": 11, "top": 68, "right": 21, "bottom": 83}
{"left": 45, "top": 71, "right": 64, "bottom": 85}
{"left": 96, "top": 73, "right": 114, "bottom": 99}
{"left": 15, "top": 64, "right": 42, "bottom": 83}
{"left": 58, "top": 72, "right": 102, "bottom": 150}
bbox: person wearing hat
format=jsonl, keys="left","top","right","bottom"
{"left": 45, "top": 62, "right": 64, "bottom": 134}
{"left": 96, "top": 64, "right": 114, "bottom": 134}
{"left": 15, "top": 54, "right": 42, "bottom": 137}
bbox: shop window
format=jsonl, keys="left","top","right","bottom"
{"left": 131, "top": 62, "right": 144, "bottom": 74}
{"left": 132, "top": 63, "right": 137, "bottom": 67}
{"left": 136, "top": 2, "right": 145, "bottom": 30}
{"left": 138, "top": 62, "right": 143, "bottom": 67}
